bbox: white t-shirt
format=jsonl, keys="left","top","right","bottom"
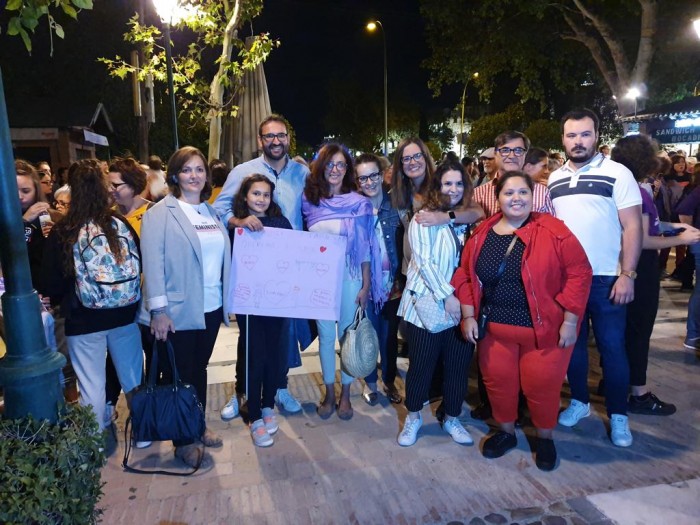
{"left": 178, "top": 201, "right": 225, "bottom": 312}
{"left": 548, "top": 153, "right": 641, "bottom": 275}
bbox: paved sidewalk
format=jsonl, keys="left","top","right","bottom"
{"left": 99, "top": 281, "right": 700, "bottom": 524}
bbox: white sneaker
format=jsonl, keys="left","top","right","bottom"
{"left": 261, "top": 407, "right": 279, "bottom": 435}
{"left": 220, "top": 394, "right": 240, "bottom": 421}
{"left": 443, "top": 417, "right": 474, "bottom": 445}
{"left": 250, "top": 419, "right": 273, "bottom": 447}
{"left": 135, "top": 440, "right": 152, "bottom": 449}
{"left": 397, "top": 414, "right": 422, "bottom": 447}
{"left": 275, "top": 388, "right": 302, "bottom": 413}
{"left": 610, "top": 414, "right": 633, "bottom": 447}
{"left": 558, "top": 399, "right": 590, "bottom": 427}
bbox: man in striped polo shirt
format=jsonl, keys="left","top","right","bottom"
{"left": 548, "top": 108, "right": 642, "bottom": 448}
{"left": 472, "top": 130, "right": 555, "bottom": 218}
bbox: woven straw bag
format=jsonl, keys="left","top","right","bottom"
{"left": 340, "top": 306, "right": 379, "bottom": 378}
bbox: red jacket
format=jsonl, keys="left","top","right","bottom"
{"left": 451, "top": 212, "right": 592, "bottom": 349}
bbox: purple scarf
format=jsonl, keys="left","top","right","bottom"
{"left": 302, "top": 192, "right": 386, "bottom": 309}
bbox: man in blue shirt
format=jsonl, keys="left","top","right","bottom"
{"left": 215, "top": 114, "right": 310, "bottom": 419}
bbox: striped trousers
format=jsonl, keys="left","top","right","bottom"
{"left": 404, "top": 322, "right": 474, "bottom": 416}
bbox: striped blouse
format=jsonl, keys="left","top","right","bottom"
{"left": 472, "top": 178, "right": 556, "bottom": 218}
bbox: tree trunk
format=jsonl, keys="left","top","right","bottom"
{"left": 207, "top": 0, "right": 241, "bottom": 161}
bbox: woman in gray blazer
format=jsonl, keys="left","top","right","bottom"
{"left": 138, "top": 146, "right": 231, "bottom": 468}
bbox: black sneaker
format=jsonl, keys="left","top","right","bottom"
{"left": 628, "top": 392, "right": 677, "bottom": 416}
{"left": 535, "top": 438, "right": 557, "bottom": 471}
{"left": 683, "top": 337, "right": 700, "bottom": 350}
{"left": 470, "top": 402, "right": 492, "bottom": 420}
{"left": 482, "top": 431, "right": 517, "bottom": 459}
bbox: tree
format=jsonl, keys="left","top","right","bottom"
{"left": 421, "top": 1, "right": 697, "bottom": 118}
{"left": 1, "top": 0, "right": 93, "bottom": 54}
{"left": 466, "top": 105, "right": 525, "bottom": 155}
{"left": 100, "top": 1, "right": 278, "bottom": 160}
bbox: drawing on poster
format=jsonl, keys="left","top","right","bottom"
{"left": 227, "top": 227, "right": 346, "bottom": 321}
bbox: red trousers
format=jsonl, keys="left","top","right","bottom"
{"left": 479, "top": 322, "right": 573, "bottom": 429}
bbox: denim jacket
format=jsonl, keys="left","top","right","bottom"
{"left": 376, "top": 190, "right": 403, "bottom": 285}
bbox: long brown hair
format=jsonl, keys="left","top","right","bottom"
{"left": 53, "top": 159, "right": 123, "bottom": 275}
{"left": 421, "top": 161, "right": 472, "bottom": 212}
{"left": 304, "top": 143, "right": 355, "bottom": 206}
{"left": 390, "top": 137, "right": 434, "bottom": 210}
{"left": 233, "top": 174, "right": 282, "bottom": 219}
{"left": 15, "top": 159, "right": 47, "bottom": 207}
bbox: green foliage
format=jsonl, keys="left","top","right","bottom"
{"left": 99, "top": 1, "right": 278, "bottom": 135}
{"left": 466, "top": 105, "right": 525, "bottom": 155}
{"left": 0, "top": 404, "right": 106, "bottom": 525}
{"left": 523, "top": 120, "right": 562, "bottom": 151}
{"left": 2, "top": 0, "right": 93, "bottom": 54}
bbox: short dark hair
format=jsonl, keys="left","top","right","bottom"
{"left": 147, "top": 155, "right": 163, "bottom": 171}
{"left": 108, "top": 157, "right": 148, "bottom": 194}
{"left": 610, "top": 135, "right": 659, "bottom": 181}
{"left": 494, "top": 130, "right": 530, "bottom": 151}
{"left": 165, "top": 146, "right": 212, "bottom": 202}
{"left": 494, "top": 170, "right": 534, "bottom": 199}
{"left": 209, "top": 158, "right": 229, "bottom": 188}
{"left": 523, "top": 147, "right": 549, "bottom": 167}
{"left": 233, "top": 174, "right": 282, "bottom": 219}
{"left": 258, "top": 113, "right": 288, "bottom": 137}
{"left": 560, "top": 108, "right": 600, "bottom": 134}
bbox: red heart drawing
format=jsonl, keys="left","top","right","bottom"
{"left": 236, "top": 228, "right": 244, "bottom": 235}
{"left": 320, "top": 246, "right": 327, "bottom": 253}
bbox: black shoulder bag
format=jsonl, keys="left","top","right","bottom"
{"left": 123, "top": 338, "right": 206, "bottom": 475}
{"left": 476, "top": 235, "right": 518, "bottom": 341}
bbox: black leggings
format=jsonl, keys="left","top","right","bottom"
{"left": 404, "top": 322, "right": 473, "bottom": 416}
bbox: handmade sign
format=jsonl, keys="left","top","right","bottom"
{"left": 228, "top": 227, "right": 347, "bottom": 321}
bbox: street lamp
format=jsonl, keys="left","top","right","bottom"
{"left": 625, "top": 86, "right": 641, "bottom": 118}
{"left": 693, "top": 17, "right": 700, "bottom": 39}
{"left": 366, "top": 20, "right": 388, "bottom": 156}
{"left": 153, "top": 0, "right": 180, "bottom": 152}
{"left": 459, "top": 72, "right": 478, "bottom": 158}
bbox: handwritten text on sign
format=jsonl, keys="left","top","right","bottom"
{"left": 228, "top": 227, "right": 346, "bottom": 321}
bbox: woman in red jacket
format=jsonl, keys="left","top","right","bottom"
{"left": 452, "top": 171, "right": 591, "bottom": 471}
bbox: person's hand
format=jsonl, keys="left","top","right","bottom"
{"left": 679, "top": 226, "right": 700, "bottom": 245}
{"left": 239, "top": 215, "right": 264, "bottom": 232}
{"left": 444, "top": 294, "right": 461, "bottom": 323}
{"left": 38, "top": 294, "right": 52, "bottom": 313}
{"left": 151, "top": 313, "right": 175, "bottom": 341}
{"left": 461, "top": 317, "right": 479, "bottom": 344}
{"left": 558, "top": 321, "right": 578, "bottom": 348}
{"left": 356, "top": 286, "right": 369, "bottom": 309}
{"left": 40, "top": 219, "right": 54, "bottom": 238}
{"left": 610, "top": 275, "right": 635, "bottom": 305}
{"left": 415, "top": 210, "right": 448, "bottom": 227}
{"left": 22, "top": 202, "right": 50, "bottom": 222}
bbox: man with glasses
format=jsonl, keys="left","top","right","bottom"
{"left": 472, "top": 131, "right": 555, "bottom": 219}
{"left": 214, "top": 113, "right": 309, "bottom": 419}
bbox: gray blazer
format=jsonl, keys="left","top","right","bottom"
{"left": 137, "top": 194, "right": 231, "bottom": 330}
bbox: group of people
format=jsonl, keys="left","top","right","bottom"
{"left": 12, "top": 108, "right": 697, "bottom": 472}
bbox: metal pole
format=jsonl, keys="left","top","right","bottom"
{"left": 381, "top": 22, "right": 388, "bottom": 157}
{"left": 460, "top": 83, "right": 468, "bottom": 158}
{"left": 0, "top": 67, "right": 65, "bottom": 422}
{"left": 163, "top": 22, "right": 179, "bottom": 152}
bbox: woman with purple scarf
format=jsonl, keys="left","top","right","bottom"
{"left": 303, "top": 143, "right": 385, "bottom": 420}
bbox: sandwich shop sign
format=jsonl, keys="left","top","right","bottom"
{"left": 651, "top": 117, "right": 700, "bottom": 144}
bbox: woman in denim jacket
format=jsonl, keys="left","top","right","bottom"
{"left": 355, "top": 153, "right": 404, "bottom": 404}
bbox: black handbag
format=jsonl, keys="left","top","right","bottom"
{"left": 476, "top": 236, "right": 518, "bottom": 341}
{"left": 122, "top": 339, "right": 206, "bottom": 475}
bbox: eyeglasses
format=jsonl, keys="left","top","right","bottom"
{"left": 325, "top": 161, "right": 347, "bottom": 171}
{"left": 110, "top": 182, "right": 128, "bottom": 191}
{"left": 40, "top": 180, "right": 52, "bottom": 186}
{"left": 357, "top": 172, "right": 381, "bottom": 184}
{"left": 496, "top": 147, "right": 527, "bottom": 157}
{"left": 260, "top": 132, "right": 288, "bottom": 142}
{"left": 401, "top": 152, "right": 424, "bottom": 164}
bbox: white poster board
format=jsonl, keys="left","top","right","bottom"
{"left": 228, "top": 227, "right": 347, "bottom": 321}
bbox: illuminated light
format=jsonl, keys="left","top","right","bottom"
{"left": 675, "top": 117, "right": 700, "bottom": 128}
{"left": 694, "top": 18, "right": 700, "bottom": 39}
{"left": 625, "top": 87, "right": 641, "bottom": 100}
{"left": 366, "top": 21, "right": 377, "bottom": 31}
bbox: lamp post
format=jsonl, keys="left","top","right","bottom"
{"left": 459, "top": 72, "right": 479, "bottom": 158}
{"left": 625, "top": 86, "right": 641, "bottom": 118}
{"left": 366, "top": 20, "right": 388, "bottom": 156}
{"left": 153, "top": 0, "right": 180, "bottom": 152}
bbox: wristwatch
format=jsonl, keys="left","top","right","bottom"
{"left": 620, "top": 270, "right": 637, "bottom": 280}
{"left": 448, "top": 210, "right": 456, "bottom": 225}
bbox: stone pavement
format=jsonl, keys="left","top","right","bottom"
{"left": 99, "top": 281, "right": 700, "bottom": 524}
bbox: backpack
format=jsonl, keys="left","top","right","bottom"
{"left": 72, "top": 217, "right": 141, "bottom": 309}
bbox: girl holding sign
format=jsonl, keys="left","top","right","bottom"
{"left": 303, "top": 143, "right": 385, "bottom": 421}
{"left": 230, "top": 174, "right": 293, "bottom": 447}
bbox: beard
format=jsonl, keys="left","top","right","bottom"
{"left": 263, "top": 142, "right": 288, "bottom": 161}
{"left": 566, "top": 145, "right": 596, "bottom": 163}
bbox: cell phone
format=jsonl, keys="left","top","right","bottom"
{"left": 661, "top": 227, "right": 685, "bottom": 237}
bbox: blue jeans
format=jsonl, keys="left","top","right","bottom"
{"left": 686, "top": 243, "right": 700, "bottom": 340}
{"left": 566, "top": 276, "right": 629, "bottom": 416}
{"left": 317, "top": 277, "right": 361, "bottom": 386}
{"left": 364, "top": 297, "right": 400, "bottom": 387}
